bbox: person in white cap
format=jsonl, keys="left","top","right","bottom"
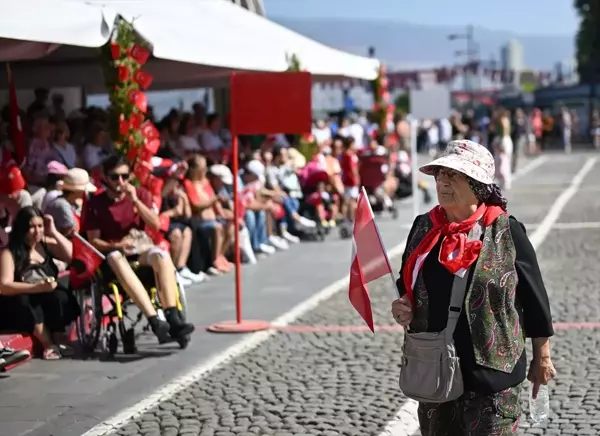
{"left": 45, "top": 168, "right": 97, "bottom": 237}
{"left": 391, "top": 140, "right": 555, "bottom": 434}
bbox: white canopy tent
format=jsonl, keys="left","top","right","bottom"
{"left": 0, "top": 0, "right": 379, "bottom": 92}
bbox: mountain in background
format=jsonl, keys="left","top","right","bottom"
{"left": 272, "top": 17, "right": 575, "bottom": 70}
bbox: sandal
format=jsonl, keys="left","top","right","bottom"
{"left": 216, "top": 256, "right": 233, "bottom": 272}
{"left": 43, "top": 346, "right": 62, "bottom": 360}
{"left": 57, "top": 344, "right": 74, "bottom": 357}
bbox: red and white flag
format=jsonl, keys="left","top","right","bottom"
{"left": 6, "top": 64, "right": 24, "bottom": 165}
{"left": 349, "top": 187, "right": 394, "bottom": 332}
{"left": 70, "top": 233, "right": 105, "bottom": 289}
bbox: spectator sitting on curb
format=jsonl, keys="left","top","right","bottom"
{"left": 160, "top": 170, "right": 206, "bottom": 286}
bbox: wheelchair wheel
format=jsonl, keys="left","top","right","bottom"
{"left": 120, "top": 326, "right": 137, "bottom": 354}
{"left": 75, "top": 279, "right": 103, "bottom": 353}
{"left": 107, "top": 325, "right": 119, "bottom": 356}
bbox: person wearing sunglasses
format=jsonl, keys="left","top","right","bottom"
{"left": 83, "top": 155, "right": 194, "bottom": 344}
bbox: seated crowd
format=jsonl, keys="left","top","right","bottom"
{"left": 0, "top": 89, "right": 400, "bottom": 363}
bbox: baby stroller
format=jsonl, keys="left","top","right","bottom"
{"left": 358, "top": 146, "right": 398, "bottom": 219}
{"left": 296, "top": 161, "right": 331, "bottom": 241}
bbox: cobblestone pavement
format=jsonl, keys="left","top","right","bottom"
{"left": 97, "top": 153, "right": 598, "bottom": 436}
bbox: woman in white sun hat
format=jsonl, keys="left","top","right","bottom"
{"left": 44, "top": 168, "right": 96, "bottom": 237}
{"left": 391, "top": 140, "right": 555, "bottom": 435}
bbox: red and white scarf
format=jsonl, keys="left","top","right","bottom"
{"left": 403, "top": 204, "right": 505, "bottom": 304}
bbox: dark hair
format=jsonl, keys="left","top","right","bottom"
{"left": 45, "top": 173, "right": 63, "bottom": 190}
{"left": 178, "top": 113, "right": 193, "bottom": 136}
{"left": 272, "top": 145, "right": 284, "bottom": 159}
{"left": 8, "top": 206, "right": 44, "bottom": 274}
{"left": 206, "top": 113, "right": 219, "bottom": 127}
{"left": 102, "top": 154, "right": 129, "bottom": 175}
{"left": 343, "top": 136, "right": 355, "bottom": 150}
{"left": 467, "top": 178, "right": 508, "bottom": 211}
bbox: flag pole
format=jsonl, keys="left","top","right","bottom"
{"left": 360, "top": 186, "right": 400, "bottom": 298}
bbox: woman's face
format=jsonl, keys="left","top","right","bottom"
{"left": 27, "top": 216, "right": 44, "bottom": 246}
{"left": 434, "top": 167, "right": 478, "bottom": 209}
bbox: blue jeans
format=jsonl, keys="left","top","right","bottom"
{"left": 282, "top": 197, "right": 300, "bottom": 229}
{"left": 244, "top": 210, "right": 268, "bottom": 250}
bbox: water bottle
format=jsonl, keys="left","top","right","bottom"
{"left": 529, "top": 383, "right": 550, "bottom": 423}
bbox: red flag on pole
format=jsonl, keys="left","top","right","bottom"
{"left": 349, "top": 187, "right": 394, "bottom": 332}
{"left": 5, "top": 64, "right": 24, "bottom": 165}
{"left": 70, "top": 233, "right": 104, "bottom": 289}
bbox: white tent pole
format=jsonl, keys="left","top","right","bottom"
{"left": 410, "top": 120, "right": 419, "bottom": 219}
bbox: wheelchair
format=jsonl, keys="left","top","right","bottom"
{"left": 73, "top": 259, "right": 189, "bottom": 356}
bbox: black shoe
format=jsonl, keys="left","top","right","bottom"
{"left": 151, "top": 320, "right": 172, "bottom": 344}
{"left": 163, "top": 308, "right": 195, "bottom": 340}
{"left": 169, "top": 322, "right": 195, "bottom": 340}
{"left": 0, "top": 347, "right": 30, "bottom": 371}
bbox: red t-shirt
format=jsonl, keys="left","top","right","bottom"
{"left": 83, "top": 188, "right": 153, "bottom": 242}
{"left": 341, "top": 151, "right": 359, "bottom": 187}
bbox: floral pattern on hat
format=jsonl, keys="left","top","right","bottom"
{"left": 419, "top": 140, "right": 495, "bottom": 184}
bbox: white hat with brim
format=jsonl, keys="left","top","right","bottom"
{"left": 59, "top": 168, "right": 97, "bottom": 193}
{"left": 209, "top": 164, "right": 233, "bottom": 185}
{"left": 419, "top": 140, "right": 495, "bottom": 185}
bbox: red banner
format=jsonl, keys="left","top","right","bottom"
{"left": 230, "top": 72, "right": 312, "bottom": 135}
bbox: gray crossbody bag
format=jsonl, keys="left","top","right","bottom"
{"left": 399, "top": 222, "right": 483, "bottom": 403}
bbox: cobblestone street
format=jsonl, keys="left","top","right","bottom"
{"left": 76, "top": 152, "right": 599, "bottom": 436}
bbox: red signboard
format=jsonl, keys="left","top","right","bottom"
{"left": 230, "top": 72, "right": 312, "bottom": 135}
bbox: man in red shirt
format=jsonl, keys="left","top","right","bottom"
{"left": 340, "top": 136, "right": 360, "bottom": 223}
{"left": 85, "top": 155, "right": 194, "bottom": 344}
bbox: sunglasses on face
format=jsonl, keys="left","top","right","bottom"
{"left": 434, "top": 168, "right": 462, "bottom": 181}
{"left": 108, "top": 172, "right": 130, "bottom": 181}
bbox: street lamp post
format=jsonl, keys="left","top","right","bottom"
{"left": 448, "top": 25, "right": 479, "bottom": 107}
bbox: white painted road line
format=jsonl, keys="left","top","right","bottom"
{"left": 511, "top": 155, "right": 548, "bottom": 181}
{"left": 82, "top": 155, "right": 552, "bottom": 436}
{"left": 380, "top": 157, "right": 596, "bottom": 436}
{"left": 551, "top": 221, "right": 600, "bottom": 230}
{"left": 529, "top": 157, "right": 596, "bottom": 249}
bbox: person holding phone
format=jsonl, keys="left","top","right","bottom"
{"left": 0, "top": 207, "right": 80, "bottom": 360}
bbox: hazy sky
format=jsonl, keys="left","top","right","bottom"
{"left": 263, "top": 0, "right": 579, "bottom": 36}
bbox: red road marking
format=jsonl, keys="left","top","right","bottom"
{"left": 274, "top": 322, "right": 600, "bottom": 333}
{"left": 200, "top": 322, "right": 600, "bottom": 333}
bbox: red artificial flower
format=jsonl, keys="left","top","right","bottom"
{"left": 110, "top": 41, "right": 121, "bottom": 60}
{"left": 133, "top": 70, "right": 153, "bottom": 90}
{"left": 118, "top": 65, "right": 130, "bottom": 82}
{"left": 130, "top": 44, "right": 150, "bottom": 65}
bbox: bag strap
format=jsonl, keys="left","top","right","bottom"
{"left": 445, "top": 221, "right": 484, "bottom": 338}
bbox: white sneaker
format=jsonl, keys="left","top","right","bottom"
{"left": 207, "top": 267, "right": 222, "bottom": 276}
{"left": 179, "top": 267, "right": 206, "bottom": 284}
{"left": 297, "top": 216, "right": 317, "bottom": 228}
{"left": 258, "top": 243, "right": 276, "bottom": 255}
{"left": 269, "top": 235, "right": 289, "bottom": 250}
{"left": 176, "top": 272, "right": 193, "bottom": 287}
{"left": 282, "top": 231, "right": 300, "bottom": 244}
